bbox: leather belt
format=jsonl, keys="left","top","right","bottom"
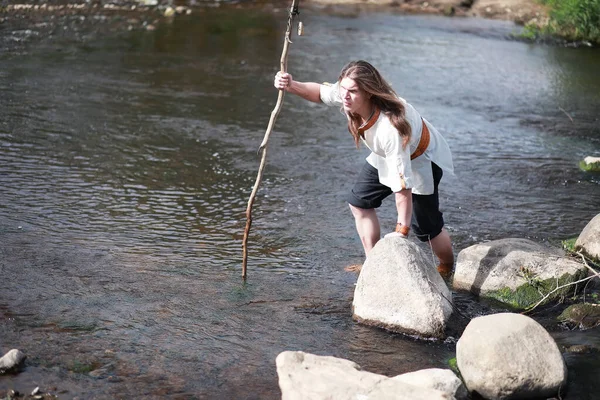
{"left": 411, "top": 118, "right": 430, "bottom": 160}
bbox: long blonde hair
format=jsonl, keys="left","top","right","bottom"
{"left": 338, "top": 60, "right": 411, "bottom": 148}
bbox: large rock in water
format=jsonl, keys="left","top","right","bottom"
{"left": 352, "top": 237, "right": 452, "bottom": 339}
{"left": 456, "top": 313, "right": 567, "bottom": 399}
{"left": 453, "top": 238, "right": 587, "bottom": 309}
{"left": 575, "top": 213, "right": 600, "bottom": 262}
{"left": 276, "top": 351, "right": 454, "bottom": 400}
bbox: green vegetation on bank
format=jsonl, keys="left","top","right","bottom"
{"left": 530, "top": 0, "right": 600, "bottom": 44}
{"left": 447, "top": 357, "right": 463, "bottom": 380}
{"left": 562, "top": 237, "right": 578, "bottom": 253}
{"left": 580, "top": 158, "right": 600, "bottom": 172}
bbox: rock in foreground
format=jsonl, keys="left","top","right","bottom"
{"left": 276, "top": 351, "right": 454, "bottom": 400}
{"left": 392, "top": 368, "right": 468, "bottom": 400}
{"left": 457, "top": 313, "right": 566, "bottom": 399}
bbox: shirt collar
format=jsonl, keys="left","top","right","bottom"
{"left": 358, "top": 108, "right": 380, "bottom": 137}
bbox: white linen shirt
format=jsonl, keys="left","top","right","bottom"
{"left": 320, "top": 82, "right": 454, "bottom": 195}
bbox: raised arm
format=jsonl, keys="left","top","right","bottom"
{"left": 274, "top": 72, "right": 322, "bottom": 103}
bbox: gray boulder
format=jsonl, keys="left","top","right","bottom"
{"left": 575, "top": 213, "right": 600, "bottom": 262}
{"left": 276, "top": 351, "right": 454, "bottom": 400}
{"left": 453, "top": 238, "right": 587, "bottom": 309}
{"left": 392, "top": 368, "right": 468, "bottom": 399}
{"left": 0, "top": 349, "right": 26, "bottom": 374}
{"left": 353, "top": 237, "right": 452, "bottom": 339}
{"left": 456, "top": 313, "right": 566, "bottom": 399}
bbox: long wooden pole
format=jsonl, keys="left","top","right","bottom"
{"left": 242, "top": 0, "right": 300, "bottom": 279}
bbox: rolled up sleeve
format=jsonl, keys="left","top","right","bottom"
{"left": 319, "top": 81, "right": 341, "bottom": 106}
{"left": 382, "top": 130, "right": 413, "bottom": 192}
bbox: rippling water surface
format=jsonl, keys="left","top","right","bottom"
{"left": 1, "top": 5, "right": 599, "bottom": 399}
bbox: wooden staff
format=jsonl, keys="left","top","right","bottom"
{"left": 242, "top": 0, "right": 301, "bottom": 279}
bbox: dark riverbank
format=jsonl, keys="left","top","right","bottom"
{"left": 1, "top": 0, "right": 549, "bottom": 53}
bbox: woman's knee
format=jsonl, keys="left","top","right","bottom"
{"left": 348, "top": 203, "right": 373, "bottom": 219}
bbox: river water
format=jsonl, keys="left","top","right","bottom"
{"left": 1, "top": 4, "right": 599, "bottom": 399}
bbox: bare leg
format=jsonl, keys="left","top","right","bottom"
{"left": 348, "top": 204, "right": 380, "bottom": 256}
{"left": 430, "top": 228, "right": 454, "bottom": 276}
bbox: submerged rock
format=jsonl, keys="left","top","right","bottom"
{"left": 564, "top": 344, "right": 598, "bottom": 354}
{"left": 575, "top": 213, "right": 600, "bottom": 262}
{"left": 353, "top": 237, "right": 453, "bottom": 339}
{"left": 453, "top": 238, "right": 587, "bottom": 309}
{"left": 558, "top": 303, "right": 600, "bottom": 330}
{"left": 275, "top": 351, "right": 454, "bottom": 400}
{"left": 457, "top": 313, "right": 566, "bottom": 399}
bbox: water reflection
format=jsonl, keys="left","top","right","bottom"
{"left": 534, "top": 45, "right": 600, "bottom": 139}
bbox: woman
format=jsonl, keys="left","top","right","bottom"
{"left": 274, "top": 60, "right": 454, "bottom": 277}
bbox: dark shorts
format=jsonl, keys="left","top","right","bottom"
{"left": 346, "top": 162, "right": 445, "bottom": 242}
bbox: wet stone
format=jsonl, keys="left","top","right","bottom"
{"left": 558, "top": 303, "right": 600, "bottom": 330}
{"left": 88, "top": 363, "right": 115, "bottom": 379}
{"left": 564, "top": 344, "right": 597, "bottom": 354}
{"left": 0, "top": 349, "right": 26, "bottom": 374}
